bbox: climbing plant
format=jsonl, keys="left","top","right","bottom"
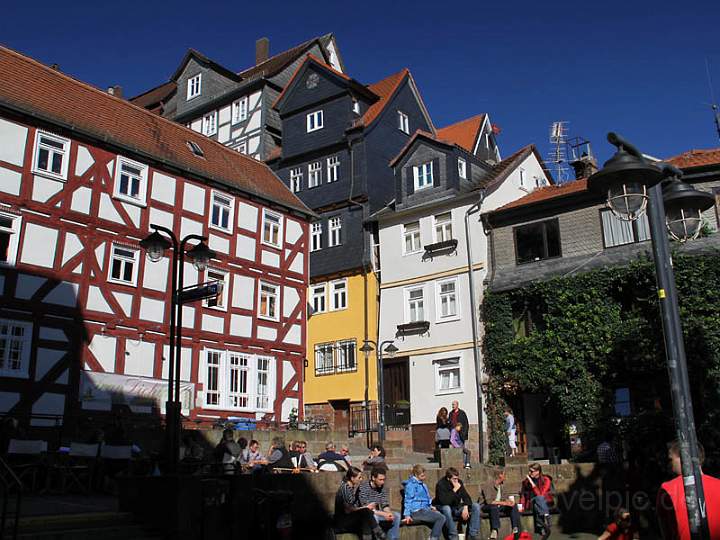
{"left": 482, "top": 251, "right": 720, "bottom": 467}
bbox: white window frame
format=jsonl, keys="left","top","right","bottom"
{"left": 336, "top": 339, "right": 357, "bottom": 373}
{"left": 327, "top": 156, "right": 340, "bottom": 183}
{"left": 261, "top": 209, "right": 283, "bottom": 248}
{"left": 311, "top": 222, "right": 322, "bottom": 252}
{"left": 402, "top": 221, "right": 422, "bottom": 255}
{"left": 330, "top": 279, "right": 348, "bottom": 311}
{"left": 32, "top": 131, "right": 70, "bottom": 181}
{"left": 200, "top": 349, "right": 275, "bottom": 412}
{"left": 433, "top": 212, "right": 453, "bottom": 243}
{"left": 204, "top": 268, "right": 229, "bottom": 311}
{"left": 314, "top": 342, "right": 335, "bottom": 375}
{"left": 202, "top": 111, "right": 218, "bottom": 136}
{"left": 308, "top": 161, "right": 322, "bottom": 188}
{"left": 435, "top": 277, "right": 460, "bottom": 322}
{"left": 257, "top": 281, "right": 280, "bottom": 321}
{"left": 519, "top": 168, "right": 526, "bottom": 188}
{"left": 209, "top": 190, "right": 234, "bottom": 233}
{"left": 236, "top": 140, "right": 247, "bottom": 155}
{"left": 458, "top": 158, "right": 467, "bottom": 180}
{"left": 435, "top": 358, "right": 462, "bottom": 395}
{"left": 352, "top": 99, "right": 360, "bottom": 115}
{"left": 398, "top": 111, "right": 410, "bottom": 134}
{"left": 328, "top": 216, "right": 342, "bottom": 247}
{"left": 187, "top": 74, "right": 202, "bottom": 100}
{"left": 306, "top": 110, "right": 324, "bottom": 132}
{"left": 113, "top": 157, "right": 148, "bottom": 206}
{"left": 413, "top": 162, "right": 433, "bottom": 191}
{"left": 231, "top": 97, "right": 249, "bottom": 124}
{"left": 108, "top": 244, "right": 139, "bottom": 286}
{"left": 404, "top": 285, "right": 426, "bottom": 323}
{"left": 0, "top": 213, "right": 22, "bottom": 267}
{"left": 0, "top": 319, "right": 32, "bottom": 379}
{"left": 290, "top": 168, "right": 303, "bottom": 193}
{"left": 311, "top": 283, "right": 327, "bottom": 314}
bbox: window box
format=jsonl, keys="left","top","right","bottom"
{"left": 396, "top": 321, "right": 430, "bottom": 335}
{"left": 423, "top": 238, "right": 458, "bottom": 255}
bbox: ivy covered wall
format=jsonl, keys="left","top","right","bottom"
{"left": 482, "top": 251, "right": 720, "bottom": 466}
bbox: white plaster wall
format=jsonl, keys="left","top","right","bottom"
{"left": 180, "top": 217, "right": 203, "bottom": 240}
{"left": 202, "top": 314, "right": 225, "bottom": 334}
{"left": 112, "top": 291, "right": 133, "bottom": 317}
{"left": 86, "top": 285, "right": 113, "bottom": 313}
{"left": 44, "top": 281, "right": 79, "bottom": 306}
{"left": 70, "top": 186, "right": 92, "bottom": 214}
{"left": 20, "top": 223, "right": 58, "bottom": 268}
{"left": 142, "top": 256, "right": 169, "bottom": 292}
{"left": 31, "top": 393, "right": 65, "bottom": 426}
{"left": 162, "top": 345, "right": 192, "bottom": 381}
{"left": 15, "top": 274, "right": 45, "bottom": 299}
{"left": 35, "top": 348, "right": 66, "bottom": 380}
{"left": 140, "top": 297, "right": 165, "bottom": 323}
{"left": 88, "top": 334, "right": 116, "bottom": 372}
{"left": 124, "top": 340, "right": 155, "bottom": 377}
{"left": 284, "top": 324, "right": 301, "bottom": 345}
{"left": 281, "top": 397, "right": 299, "bottom": 422}
{"left": 237, "top": 202, "right": 258, "bottom": 232}
{"left": 99, "top": 193, "right": 124, "bottom": 224}
{"left": 208, "top": 234, "right": 229, "bottom": 255}
{"left": 151, "top": 172, "right": 176, "bottom": 205}
{"left": 0, "top": 118, "right": 27, "bottom": 166}
{"left": 75, "top": 146, "right": 94, "bottom": 176}
{"left": 32, "top": 176, "right": 63, "bottom": 203}
{"left": 236, "top": 235, "right": 256, "bottom": 260}
{"left": 232, "top": 275, "right": 254, "bottom": 310}
{"left": 289, "top": 252, "right": 303, "bottom": 274}
{"left": 409, "top": 348, "right": 479, "bottom": 425}
{"left": 261, "top": 250, "right": 280, "bottom": 267}
{"left": 230, "top": 314, "right": 252, "bottom": 337}
{"left": 285, "top": 220, "right": 302, "bottom": 244}
{"left": 257, "top": 326, "right": 277, "bottom": 341}
{"left": 0, "top": 168, "right": 22, "bottom": 196}
{"left": 62, "top": 233, "right": 83, "bottom": 266}
{"left": 39, "top": 327, "right": 67, "bottom": 342}
{"left": 183, "top": 183, "right": 205, "bottom": 215}
{"left": 283, "top": 286, "right": 299, "bottom": 317}
{"left": 148, "top": 208, "right": 174, "bottom": 232}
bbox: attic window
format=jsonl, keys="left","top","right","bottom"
{"left": 187, "top": 141, "right": 205, "bottom": 157}
{"left": 187, "top": 74, "right": 202, "bottom": 100}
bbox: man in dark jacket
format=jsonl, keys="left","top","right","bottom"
{"left": 433, "top": 467, "right": 480, "bottom": 540}
{"left": 266, "top": 436, "right": 294, "bottom": 471}
{"left": 449, "top": 401, "right": 469, "bottom": 441}
{"left": 481, "top": 468, "right": 521, "bottom": 540}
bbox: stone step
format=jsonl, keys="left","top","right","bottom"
{"left": 5, "top": 511, "right": 159, "bottom": 540}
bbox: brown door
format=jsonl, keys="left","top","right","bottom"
{"left": 330, "top": 400, "right": 350, "bottom": 432}
{"left": 383, "top": 356, "right": 409, "bottom": 405}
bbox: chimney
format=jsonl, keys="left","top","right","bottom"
{"left": 571, "top": 153, "right": 598, "bottom": 180}
{"left": 256, "top": 37, "right": 270, "bottom": 65}
{"left": 107, "top": 85, "right": 123, "bottom": 98}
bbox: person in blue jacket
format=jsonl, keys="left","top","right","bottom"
{"left": 402, "top": 464, "right": 446, "bottom": 540}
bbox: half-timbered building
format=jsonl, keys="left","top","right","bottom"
{"left": 130, "top": 35, "right": 344, "bottom": 161}
{"left": 0, "top": 45, "right": 312, "bottom": 435}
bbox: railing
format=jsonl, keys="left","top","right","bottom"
{"left": 349, "top": 404, "right": 378, "bottom": 435}
{"left": 0, "top": 456, "right": 22, "bottom": 540}
{"left": 384, "top": 405, "right": 411, "bottom": 429}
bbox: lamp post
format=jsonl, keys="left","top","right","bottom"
{"left": 589, "top": 133, "right": 713, "bottom": 540}
{"left": 140, "top": 225, "right": 215, "bottom": 472}
{"left": 360, "top": 340, "right": 398, "bottom": 442}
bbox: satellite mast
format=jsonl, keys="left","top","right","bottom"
{"left": 706, "top": 58, "right": 720, "bottom": 142}
{"left": 548, "top": 121, "right": 569, "bottom": 183}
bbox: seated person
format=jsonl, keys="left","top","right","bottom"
{"left": 246, "top": 439, "right": 266, "bottom": 470}
{"left": 293, "top": 440, "right": 316, "bottom": 470}
{"left": 402, "top": 464, "right": 446, "bottom": 540}
{"left": 358, "top": 466, "right": 401, "bottom": 540}
{"left": 318, "top": 442, "right": 349, "bottom": 471}
{"left": 340, "top": 444, "right": 353, "bottom": 466}
{"left": 520, "top": 463, "right": 554, "bottom": 540}
{"left": 362, "top": 444, "right": 388, "bottom": 472}
{"left": 480, "top": 468, "right": 521, "bottom": 540}
{"left": 434, "top": 467, "right": 481, "bottom": 540}
{"left": 214, "top": 428, "right": 241, "bottom": 474}
{"left": 334, "top": 466, "right": 387, "bottom": 540}
{"left": 265, "top": 436, "right": 294, "bottom": 471}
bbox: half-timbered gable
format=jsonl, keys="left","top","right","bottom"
{"left": 0, "top": 45, "right": 312, "bottom": 432}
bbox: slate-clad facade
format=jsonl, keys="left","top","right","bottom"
{"left": 268, "top": 55, "right": 435, "bottom": 427}
{"left": 131, "top": 35, "right": 343, "bottom": 161}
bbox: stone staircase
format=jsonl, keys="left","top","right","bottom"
{"left": 4, "top": 511, "right": 160, "bottom": 540}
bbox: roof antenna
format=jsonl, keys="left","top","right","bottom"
{"left": 706, "top": 58, "right": 720, "bottom": 142}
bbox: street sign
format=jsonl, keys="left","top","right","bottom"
{"left": 178, "top": 281, "right": 223, "bottom": 305}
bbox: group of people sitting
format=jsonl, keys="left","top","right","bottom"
{"left": 334, "top": 463, "right": 555, "bottom": 540}
{"left": 213, "top": 429, "right": 387, "bottom": 474}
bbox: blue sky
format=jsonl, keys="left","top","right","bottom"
{"left": 2, "top": 0, "right": 719, "bottom": 178}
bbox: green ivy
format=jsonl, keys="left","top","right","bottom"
{"left": 482, "top": 251, "right": 720, "bottom": 466}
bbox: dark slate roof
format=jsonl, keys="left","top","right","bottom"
{"left": 0, "top": 45, "right": 313, "bottom": 218}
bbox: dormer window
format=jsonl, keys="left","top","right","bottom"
{"left": 398, "top": 111, "right": 410, "bottom": 134}
{"left": 352, "top": 99, "right": 360, "bottom": 115}
{"left": 519, "top": 168, "right": 526, "bottom": 188}
{"left": 458, "top": 158, "right": 467, "bottom": 180}
{"left": 232, "top": 97, "right": 248, "bottom": 124}
{"left": 187, "top": 74, "right": 202, "bottom": 100}
{"left": 413, "top": 162, "right": 433, "bottom": 191}
{"left": 307, "top": 110, "right": 324, "bottom": 132}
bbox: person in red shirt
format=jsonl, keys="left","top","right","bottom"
{"left": 520, "top": 463, "right": 554, "bottom": 540}
{"left": 656, "top": 440, "right": 720, "bottom": 540}
{"left": 598, "top": 507, "right": 637, "bottom": 540}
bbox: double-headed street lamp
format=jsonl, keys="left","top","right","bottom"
{"left": 360, "top": 340, "right": 399, "bottom": 442}
{"left": 589, "top": 133, "right": 713, "bottom": 540}
{"left": 140, "top": 224, "right": 215, "bottom": 472}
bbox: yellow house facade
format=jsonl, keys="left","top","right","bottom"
{"left": 304, "top": 269, "right": 379, "bottom": 431}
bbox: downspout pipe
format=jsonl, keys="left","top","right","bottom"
{"left": 465, "top": 188, "right": 487, "bottom": 463}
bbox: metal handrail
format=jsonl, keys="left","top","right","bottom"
{"left": 0, "top": 455, "right": 23, "bottom": 540}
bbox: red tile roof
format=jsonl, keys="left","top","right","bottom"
{"left": 0, "top": 45, "right": 312, "bottom": 217}
{"left": 493, "top": 177, "right": 589, "bottom": 213}
{"left": 353, "top": 69, "right": 409, "bottom": 129}
{"left": 238, "top": 35, "right": 332, "bottom": 81}
{"left": 665, "top": 148, "right": 720, "bottom": 169}
{"left": 436, "top": 114, "right": 486, "bottom": 153}
{"left": 128, "top": 80, "right": 176, "bottom": 112}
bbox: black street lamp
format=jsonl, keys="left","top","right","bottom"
{"left": 589, "top": 133, "right": 713, "bottom": 540}
{"left": 360, "top": 340, "right": 398, "bottom": 442}
{"left": 140, "top": 224, "right": 215, "bottom": 472}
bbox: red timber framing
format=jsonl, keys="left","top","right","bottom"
{"left": 0, "top": 112, "right": 309, "bottom": 430}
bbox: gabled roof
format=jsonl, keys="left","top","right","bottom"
{"left": 272, "top": 54, "right": 375, "bottom": 111}
{"left": 436, "top": 114, "right": 487, "bottom": 154}
{"left": 665, "top": 148, "right": 720, "bottom": 169}
{"left": 483, "top": 144, "right": 551, "bottom": 191}
{"left": 491, "top": 178, "right": 590, "bottom": 215}
{"left": 170, "top": 48, "right": 241, "bottom": 83}
{"left": 0, "top": 45, "right": 312, "bottom": 217}
{"left": 128, "top": 80, "right": 176, "bottom": 112}
{"left": 388, "top": 129, "right": 465, "bottom": 167}
{"left": 239, "top": 34, "right": 336, "bottom": 81}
